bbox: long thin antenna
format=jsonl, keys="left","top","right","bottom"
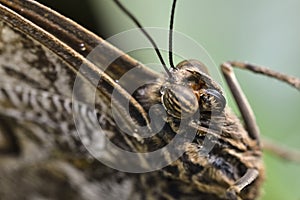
{"left": 113, "top": 0, "right": 172, "bottom": 77}
{"left": 168, "top": 0, "right": 177, "bottom": 69}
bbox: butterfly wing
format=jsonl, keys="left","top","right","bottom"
{"left": 0, "top": 1, "right": 158, "bottom": 199}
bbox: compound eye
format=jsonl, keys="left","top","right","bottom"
{"left": 199, "top": 89, "right": 226, "bottom": 113}
{"left": 176, "top": 59, "right": 209, "bottom": 75}
{"left": 161, "top": 84, "right": 199, "bottom": 119}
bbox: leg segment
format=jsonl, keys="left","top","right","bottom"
{"left": 221, "top": 61, "right": 300, "bottom": 162}
{"left": 263, "top": 138, "right": 300, "bottom": 163}
{"left": 221, "top": 62, "right": 261, "bottom": 144}
{"left": 226, "top": 169, "right": 259, "bottom": 200}
{"left": 227, "top": 61, "right": 300, "bottom": 90}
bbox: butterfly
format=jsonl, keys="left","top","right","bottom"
{"left": 0, "top": 0, "right": 299, "bottom": 200}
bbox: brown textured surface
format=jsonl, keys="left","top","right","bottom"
{"left": 0, "top": 3, "right": 264, "bottom": 199}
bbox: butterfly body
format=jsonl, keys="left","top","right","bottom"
{"left": 1, "top": 0, "right": 299, "bottom": 200}
{"left": 0, "top": 18, "right": 264, "bottom": 199}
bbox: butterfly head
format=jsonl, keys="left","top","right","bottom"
{"left": 161, "top": 59, "right": 226, "bottom": 120}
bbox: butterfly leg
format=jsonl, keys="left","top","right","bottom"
{"left": 226, "top": 169, "right": 259, "bottom": 200}
{"left": 262, "top": 138, "right": 300, "bottom": 163}
{"left": 221, "top": 62, "right": 261, "bottom": 143}
{"left": 221, "top": 61, "right": 300, "bottom": 162}
{"left": 223, "top": 61, "right": 300, "bottom": 89}
{"left": 220, "top": 62, "right": 262, "bottom": 199}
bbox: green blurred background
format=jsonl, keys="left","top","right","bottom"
{"left": 38, "top": 0, "right": 300, "bottom": 199}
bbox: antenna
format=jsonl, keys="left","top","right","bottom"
{"left": 168, "top": 0, "right": 177, "bottom": 69}
{"left": 113, "top": 0, "right": 172, "bottom": 77}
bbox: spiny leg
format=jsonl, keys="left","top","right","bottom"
{"left": 262, "top": 138, "right": 300, "bottom": 163}
{"left": 221, "top": 62, "right": 261, "bottom": 144}
{"left": 222, "top": 61, "right": 300, "bottom": 163}
{"left": 227, "top": 61, "right": 300, "bottom": 90}
{"left": 221, "top": 62, "right": 262, "bottom": 199}
{"left": 226, "top": 169, "right": 259, "bottom": 200}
